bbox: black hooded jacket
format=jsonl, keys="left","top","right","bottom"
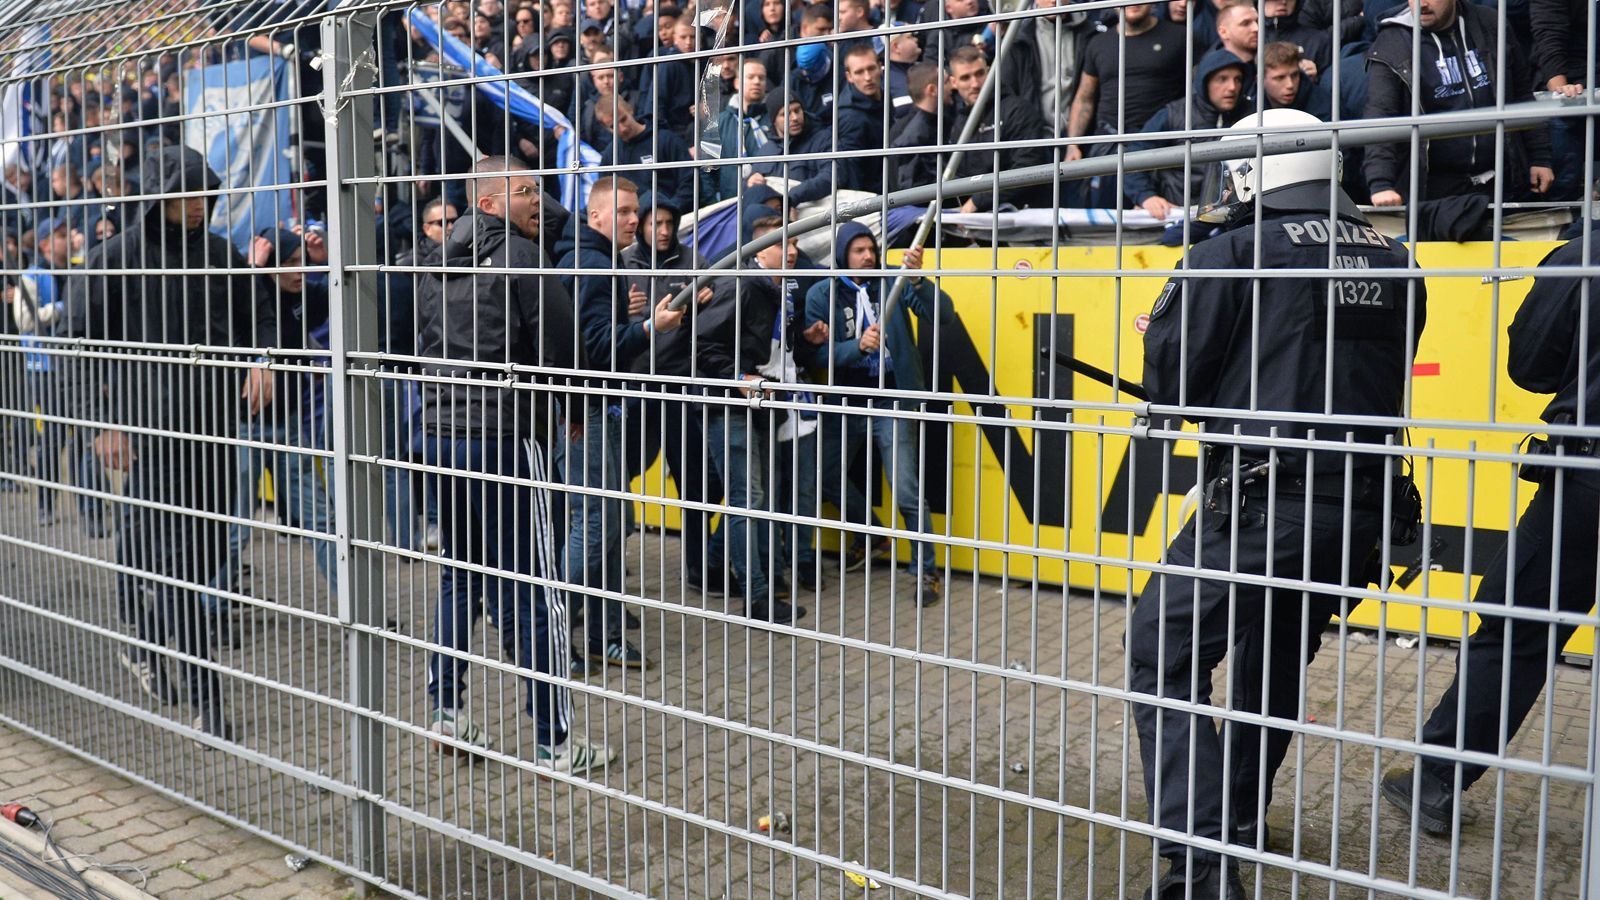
{"left": 416, "top": 211, "right": 578, "bottom": 440}
{"left": 750, "top": 110, "right": 843, "bottom": 203}
{"left": 946, "top": 89, "right": 1052, "bottom": 211}
{"left": 621, "top": 193, "right": 705, "bottom": 377}
{"left": 1124, "top": 50, "right": 1254, "bottom": 208}
{"left": 62, "top": 145, "right": 268, "bottom": 437}
{"left": 1507, "top": 229, "right": 1600, "bottom": 428}
{"left": 1363, "top": 4, "right": 1550, "bottom": 199}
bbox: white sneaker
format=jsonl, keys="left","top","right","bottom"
{"left": 423, "top": 524, "right": 442, "bottom": 552}
{"left": 536, "top": 739, "right": 615, "bottom": 775}
{"left": 429, "top": 708, "right": 491, "bottom": 755}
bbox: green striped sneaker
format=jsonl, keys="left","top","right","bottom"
{"left": 429, "top": 708, "right": 491, "bottom": 755}
{"left": 536, "top": 739, "right": 616, "bottom": 775}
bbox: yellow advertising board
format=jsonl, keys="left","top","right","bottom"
{"left": 632, "top": 242, "right": 1596, "bottom": 656}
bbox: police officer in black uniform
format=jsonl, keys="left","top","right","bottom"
{"left": 1129, "top": 108, "right": 1428, "bottom": 899}
{"left": 1382, "top": 226, "right": 1600, "bottom": 835}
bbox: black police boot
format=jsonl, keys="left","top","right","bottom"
{"left": 748, "top": 599, "right": 806, "bottom": 626}
{"left": 1381, "top": 765, "right": 1458, "bottom": 836}
{"left": 1146, "top": 857, "right": 1245, "bottom": 900}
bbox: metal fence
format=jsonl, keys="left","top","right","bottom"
{"left": 0, "top": 0, "right": 1597, "bottom": 896}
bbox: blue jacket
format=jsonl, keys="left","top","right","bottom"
{"left": 802, "top": 221, "right": 947, "bottom": 394}
{"left": 834, "top": 85, "right": 885, "bottom": 193}
{"left": 599, "top": 124, "right": 695, "bottom": 214}
{"left": 559, "top": 223, "right": 651, "bottom": 373}
{"left": 712, "top": 102, "right": 776, "bottom": 202}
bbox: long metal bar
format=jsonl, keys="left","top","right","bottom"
{"left": 321, "top": 11, "right": 388, "bottom": 885}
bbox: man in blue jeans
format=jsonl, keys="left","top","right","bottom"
{"left": 561, "top": 175, "right": 688, "bottom": 667}
{"left": 210, "top": 227, "right": 337, "bottom": 615}
{"left": 804, "top": 222, "right": 948, "bottom": 604}
{"left": 416, "top": 156, "right": 610, "bottom": 772}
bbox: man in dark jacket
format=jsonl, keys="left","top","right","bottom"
{"left": 749, "top": 99, "right": 843, "bottom": 203}
{"left": 62, "top": 146, "right": 274, "bottom": 741}
{"left": 619, "top": 193, "right": 722, "bottom": 590}
{"left": 1364, "top": 0, "right": 1553, "bottom": 206}
{"left": 1123, "top": 49, "right": 1253, "bottom": 219}
{"left": 1531, "top": 0, "right": 1598, "bottom": 200}
{"left": 594, "top": 95, "right": 696, "bottom": 213}
{"left": 710, "top": 58, "right": 777, "bottom": 202}
{"left": 887, "top": 62, "right": 946, "bottom": 193}
{"left": 945, "top": 45, "right": 1053, "bottom": 212}
{"left": 803, "top": 222, "right": 949, "bottom": 603}
{"left": 1262, "top": 40, "right": 1333, "bottom": 119}
{"left": 1261, "top": 0, "right": 1332, "bottom": 79}
{"left": 559, "top": 175, "right": 684, "bottom": 670}
{"left": 416, "top": 156, "right": 611, "bottom": 772}
{"left": 1382, "top": 226, "right": 1600, "bottom": 837}
{"left": 833, "top": 44, "right": 889, "bottom": 194}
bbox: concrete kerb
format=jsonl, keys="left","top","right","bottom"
{"left": 0, "top": 814, "right": 158, "bottom": 900}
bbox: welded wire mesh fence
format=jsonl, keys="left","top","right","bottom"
{"left": 0, "top": 0, "right": 1597, "bottom": 896}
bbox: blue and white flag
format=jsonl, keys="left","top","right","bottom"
{"left": 405, "top": 8, "right": 601, "bottom": 210}
{"left": 182, "top": 54, "right": 292, "bottom": 252}
{"left": 0, "top": 24, "right": 51, "bottom": 173}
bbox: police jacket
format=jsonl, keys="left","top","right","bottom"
{"left": 621, "top": 193, "right": 704, "bottom": 377}
{"left": 1363, "top": 4, "right": 1550, "bottom": 198}
{"left": 1142, "top": 183, "right": 1428, "bottom": 476}
{"left": 61, "top": 145, "right": 268, "bottom": 438}
{"left": 416, "top": 211, "right": 578, "bottom": 440}
{"left": 1507, "top": 232, "right": 1600, "bottom": 426}
{"left": 946, "top": 91, "right": 1051, "bottom": 211}
{"left": 1124, "top": 51, "right": 1254, "bottom": 209}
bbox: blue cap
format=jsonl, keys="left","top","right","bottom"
{"left": 32, "top": 216, "right": 68, "bottom": 242}
{"left": 256, "top": 225, "right": 303, "bottom": 264}
{"left": 796, "top": 42, "right": 828, "bottom": 74}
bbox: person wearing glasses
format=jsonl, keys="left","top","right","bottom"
{"left": 416, "top": 157, "right": 612, "bottom": 774}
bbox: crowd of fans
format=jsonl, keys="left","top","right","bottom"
{"left": 0, "top": 0, "right": 1594, "bottom": 746}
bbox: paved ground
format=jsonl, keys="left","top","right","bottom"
{"left": 0, "top": 487, "right": 1595, "bottom": 899}
{"left": 0, "top": 721, "right": 354, "bottom": 898}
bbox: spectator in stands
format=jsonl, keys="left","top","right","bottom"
{"left": 694, "top": 218, "right": 801, "bottom": 622}
{"left": 1065, "top": 3, "right": 1189, "bottom": 204}
{"left": 595, "top": 95, "right": 696, "bottom": 212}
{"left": 1122, "top": 49, "right": 1253, "bottom": 219}
{"left": 633, "top": 13, "right": 696, "bottom": 138}
{"left": 550, "top": 0, "right": 576, "bottom": 27}
{"left": 712, "top": 58, "right": 776, "bottom": 201}
{"left": 835, "top": 0, "right": 876, "bottom": 50}
{"left": 917, "top": 0, "right": 990, "bottom": 60}
{"left": 575, "top": 46, "right": 621, "bottom": 148}
{"left": 14, "top": 218, "right": 105, "bottom": 536}
{"left": 1030, "top": 0, "right": 1099, "bottom": 136}
{"left": 749, "top": 99, "right": 841, "bottom": 202}
{"left": 1, "top": 164, "right": 36, "bottom": 237}
{"left": 745, "top": 212, "right": 827, "bottom": 596}
{"left": 473, "top": 12, "right": 506, "bottom": 65}
{"left": 804, "top": 223, "right": 947, "bottom": 602}
{"left": 578, "top": 21, "right": 608, "bottom": 60}
{"left": 620, "top": 192, "right": 721, "bottom": 590}
{"left": 888, "top": 61, "right": 945, "bottom": 192}
{"left": 1364, "top": 0, "right": 1552, "bottom": 206}
{"left": 1261, "top": 40, "right": 1331, "bottom": 118}
{"left": 560, "top": 175, "right": 679, "bottom": 669}
{"left": 510, "top": 5, "right": 540, "bottom": 54}
{"left": 1215, "top": 0, "right": 1259, "bottom": 62}
{"left": 48, "top": 164, "right": 98, "bottom": 242}
{"left": 583, "top": 0, "right": 625, "bottom": 53}
{"left": 786, "top": 9, "right": 839, "bottom": 118}
{"left": 836, "top": 43, "right": 888, "bottom": 193}
{"left": 884, "top": 28, "right": 922, "bottom": 118}
{"left": 1532, "top": 0, "right": 1598, "bottom": 200}
{"left": 539, "top": 27, "right": 580, "bottom": 115}
{"left": 1262, "top": 0, "right": 1331, "bottom": 81}
{"left": 672, "top": 19, "right": 697, "bottom": 53}
{"left": 946, "top": 45, "right": 1051, "bottom": 211}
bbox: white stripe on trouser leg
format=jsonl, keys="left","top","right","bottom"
{"left": 527, "top": 437, "right": 572, "bottom": 736}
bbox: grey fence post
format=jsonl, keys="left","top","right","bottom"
{"left": 320, "top": 11, "right": 387, "bottom": 884}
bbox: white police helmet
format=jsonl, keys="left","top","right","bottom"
{"left": 1221, "top": 108, "right": 1341, "bottom": 204}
